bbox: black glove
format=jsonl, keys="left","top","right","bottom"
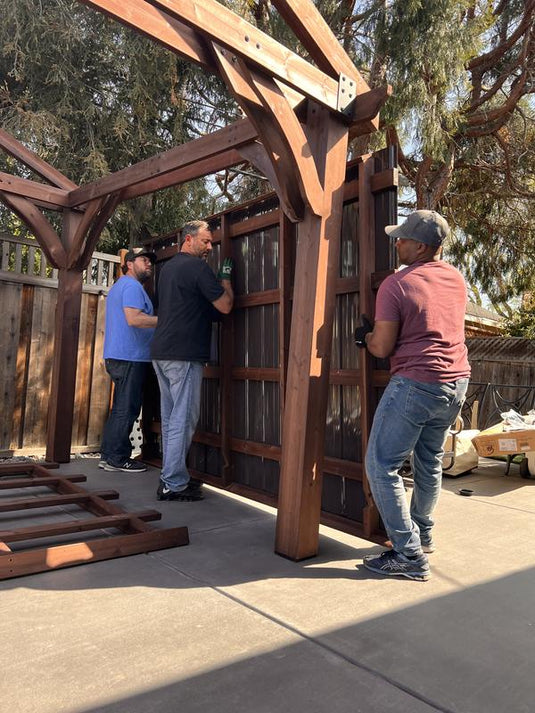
{"left": 354, "top": 315, "right": 373, "bottom": 348}
{"left": 217, "top": 257, "right": 233, "bottom": 281}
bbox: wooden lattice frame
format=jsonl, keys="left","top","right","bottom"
{"left": 0, "top": 463, "right": 188, "bottom": 579}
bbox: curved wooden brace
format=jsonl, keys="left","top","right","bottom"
{"left": 65, "top": 198, "right": 107, "bottom": 269}
{"left": 0, "top": 191, "right": 66, "bottom": 268}
{"left": 75, "top": 193, "right": 122, "bottom": 270}
{"left": 248, "top": 68, "right": 324, "bottom": 216}
{"left": 213, "top": 45, "right": 305, "bottom": 221}
{"left": 213, "top": 44, "right": 323, "bottom": 219}
{"left": 238, "top": 141, "right": 300, "bottom": 223}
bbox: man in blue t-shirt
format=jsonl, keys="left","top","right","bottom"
{"left": 100, "top": 247, "right": 157, "bottom": 472}
{"left": 151, "top": 220, "right": 234, "bottom": 501}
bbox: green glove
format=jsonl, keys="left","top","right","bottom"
{"left": 218, "top": 257, "right": 233, "bottom": 281}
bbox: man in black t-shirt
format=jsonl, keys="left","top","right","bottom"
{"left": 151, "top": 220, "right": 234, "bottom": 501}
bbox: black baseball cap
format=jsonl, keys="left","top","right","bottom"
{"left": 124, "top": 247, "right": 157, "bottom": 264}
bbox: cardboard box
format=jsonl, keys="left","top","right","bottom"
{"left": 472, "top": 422, "right": 535, "bottom": 457}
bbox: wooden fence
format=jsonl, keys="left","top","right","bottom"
{"left": 0, "top": 233, "right": 119, "bottom": 456}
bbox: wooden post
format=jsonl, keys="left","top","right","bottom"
{"left": 357, "top": 154, "right": 381, "bottom": 538}
{"left": 275, "top": 108, "right": 348, "bottom": 560}
{"left": 45, "top": 266, "right": 84, "bottom": 462}
{"left": 219, "top": 213, "right": 234, "bottom": 485}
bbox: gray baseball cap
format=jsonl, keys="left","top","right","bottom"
{"left": 385, "top": 210, "right": 450, "bottom": 247}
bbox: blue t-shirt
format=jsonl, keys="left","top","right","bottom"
{"left": 103, "top": 276, "right": 155, "bottom": 362}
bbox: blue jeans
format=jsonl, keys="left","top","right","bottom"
{"left": 365, "top": 375, "right": 469, "bottom": 556}
{"left": 152, "top": 360, "right": 204, "bottom": 492}
{"left": 101, "top": 359, "right": 148, "bottom": 466}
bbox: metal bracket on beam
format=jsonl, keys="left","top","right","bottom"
{"left": 337, "top": 73, "right": 357, "bottom": 114}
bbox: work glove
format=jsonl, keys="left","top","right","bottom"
{"left": 218, "top": 257, "right": 233, "bottom": 281}
{"left": 354, "top": 315, "right": 373, "bottom": 348}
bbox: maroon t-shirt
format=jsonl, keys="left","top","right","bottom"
{"left": 375, "top": 260, "right": 471, "bottom": 383}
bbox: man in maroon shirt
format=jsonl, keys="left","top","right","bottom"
{"left": 355, "top": 210, "right": 471, "bottom": 580}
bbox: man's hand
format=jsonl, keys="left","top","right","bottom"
{"left": 218, "top": 257, "right": 233, "bottom": 281}
{"left": 354, "top": 315, "right": 373, "bottom": 348}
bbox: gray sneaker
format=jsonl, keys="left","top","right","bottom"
{"left": 421, "top": 539, "right": 435, "bottom": 554}
{"left": 363, "top": 550, "right": 430, "bottom": 581}
{"left": 98, "top": 460, "right": 106, "bottom": 469}
{"left": 104, "top": 459, "right": 147, "bottom": 472}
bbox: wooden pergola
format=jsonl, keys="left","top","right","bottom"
{"left": 0, "top": 0, "right": 389, "bottom": 560}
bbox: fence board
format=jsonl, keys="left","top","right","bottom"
{"left": 0, "top": 283, "right": 23, "bottom": 450}
{"left": 0, "top": 235, "right": 119, "bottom": 456}
{"left": 24, "top": 286, "right": 55, "bottom": 447}
{"left": 87, "top": 294, "right": 111, "bottom": 446}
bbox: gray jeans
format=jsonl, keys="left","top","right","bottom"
{"left": 152, "top": 360, "right": 204, "bottom": 491}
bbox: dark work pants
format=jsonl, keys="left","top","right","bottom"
{"left": 100, "top": 359, "right": 148, "bottom": 466}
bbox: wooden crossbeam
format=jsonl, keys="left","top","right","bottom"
{"left": 0, "top": 490, "right": 119, "bottom": 513}
{"left": 67, "top": 120, "right": 258, "bottom": 207}
{"left": 0, "top": 172, "right": 71, "bottom": 209}
{"left": 0, "top": 475, "right": 87, "bottom": 489}
{"left": 0, "top": 463, "right": 188, "bottom": 580}
{"left": 0, "top": 510, "right": 162, "bottom": 543}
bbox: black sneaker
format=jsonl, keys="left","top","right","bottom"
{"left": 104, "top": 459, "right": 147, "bottom": 472}
{"left": 157, "top": 481, "right": 204, "bottom": 501}
{"left": 363, "top": 550, "right": 430, "bottom": 581}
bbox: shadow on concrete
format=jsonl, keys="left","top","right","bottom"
{"left": 68, "top": 567, "right": 535, "bottom": 713}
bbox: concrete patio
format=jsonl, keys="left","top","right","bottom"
{"left": 1, "top": 457, "right": 534, "bottom": 713}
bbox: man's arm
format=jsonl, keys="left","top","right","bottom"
{"left": 365, "top": 320, "right": 399, "bottom": 358}
{"left": 123, "top": 307, "right": 158, "bottom": 328}
{"left": 212, "top": 279, "right": 233, "bottom": 314}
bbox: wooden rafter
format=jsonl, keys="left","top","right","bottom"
{"left": 0, "top": 128, "right": 77, "bottom": 190}
{"left": 120, "top": 149, "right": 245, "bottom": 202}
{"left": 270, "top": 0, "right": 368, "bottom": 90}
{"left": 147, "top": 0, "right": 345, "bottom": 112}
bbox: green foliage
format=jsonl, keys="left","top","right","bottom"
{"left": 0, "top": 0, "right": 533, "bottom": 313}
{"left": 504, "top": 307, "right": 535, "bottom": 339}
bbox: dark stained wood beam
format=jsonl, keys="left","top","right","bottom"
{"left": 75, "top": 194, "right": 122, "bottom": 269}
{"left": 248, "top": 67, "right": 323, "bottom": 216}
{"left": 0, "top": 128, "right": 77, "bottom": 190}
{"left": 275, "top": 105, "right": 349, "bottom": 560}
{"left": 357, "top": 154, "right": 381, "bottom": 539}
{"left": 147, "top": 0, "right": 343, "bottom": 112}
{"left": 0, "top": 171, "right": 71, "bottom": 209}
{"left": 270, "top": 0, "right": 369, "bottom": 92}
{"left": 120, "top": 148, "right": 245, "bottom": 201}
{"left": 348, "top": 85, "right": 392, "bottom": 137}
{"left": 67, "top": 119, "right": 258, "bottom": 207}
{"left": 79, "top": 0, "right": 214, "bottom": 71}
{"left": 45, "top": 264, "right": 84, "bottom": 463}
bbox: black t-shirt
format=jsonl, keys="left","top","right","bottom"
{"left": 150, "top": 253, "right": 224, "bottom": 362}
